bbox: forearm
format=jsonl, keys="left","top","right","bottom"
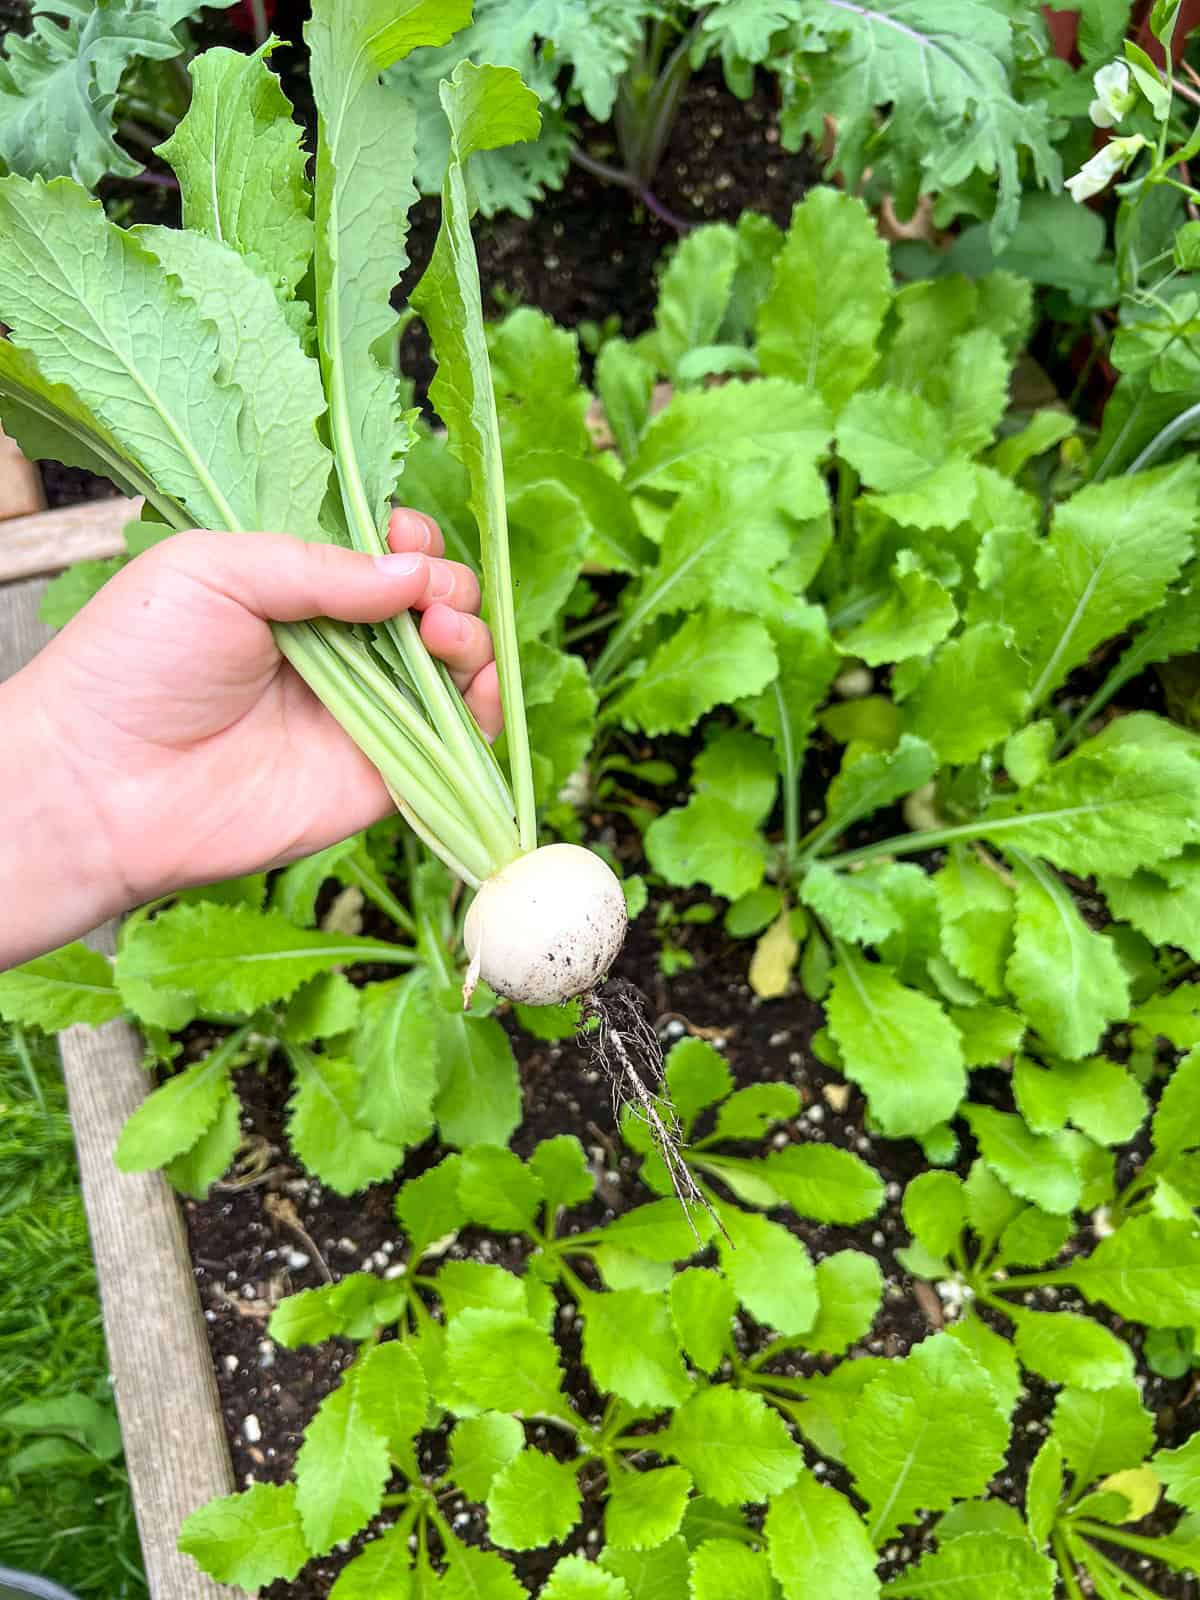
{"left": 0, "top": 664, "right": 128, "bottom": 969}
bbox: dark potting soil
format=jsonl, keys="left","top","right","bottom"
{"left": 181, "top": 866, "right": 1197, "bottom": 1599}
{"left": 38, "top": 462, "right": 122, "bottom": 510}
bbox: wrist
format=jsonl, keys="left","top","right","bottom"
{"left": 0, "top": 663, "right": 130, "bottom": 968}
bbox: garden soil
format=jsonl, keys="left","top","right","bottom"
{"left": 181, "top": 879, "right": 1196, "bottom": 1599}
{"left": 180, "top": 747, "right": 1195, "bottom": 1599}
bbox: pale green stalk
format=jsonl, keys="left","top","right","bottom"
{"left": 313, "top": 620, "right": 518, "bottom": 864}
{"left": 816, "top": 816, "right": 1034, "bottom": 870}
{"left": 320, "top": 347, "right": 516, "bottom": 856}
{"left": 1072, "top": 1520, "right": 1192, "bottom": 1568}
{"left": 280, "top": 622, "right": 494, "bottom": 885}
{"left": 1076, "top": 1542, "right": 1168, "bottom": 1600}
{"left": 1052, "top": 1530, "right": 1087, "bottom": 1600}
{"left": 442, "top": 199, "right": 536, "bottom": 850}
{"left": 411, "top": 64, "right": 543, "bottom": 856}
{"left": 337, "top": 855, "right": 416, "bottom": 936}
{"left": 307, "top": 2, "right": 521, "bottom": 876}
{"left": 472, "top": 385, "right": 537, "bottom": 854}
{"left": 440, "top": 662, "right": 517, "bottom": 821}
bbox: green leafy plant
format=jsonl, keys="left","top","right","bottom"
{"left": 1024, "top": 1393, "right": 1200, "bottom": 1600}
{"left": 0, "top": 0, "right": 241, "bottom": 191}
{"left": 176, "top": 1032, "right": 1200, "bottom": 1593}
{"left": 171, "top": 1046, "right": 920, "bottom": 1592}
{"left": 898, "top": 1047, "right": 1200, "bottom": 1394}
{"left": 387, "top": 0, "right": 1073, "bottom": 240}
{"left": 901, "top": 5, "right": 1200, "bottom": 479}
{"left": 20, "top": 178, "right": 1200, "bottom": 1204}
{"left": 776, "top": 0, "right": 1063, "bottom": 248}
{"left": 397, "top": 186, "right": 1200, "bottom": 1155}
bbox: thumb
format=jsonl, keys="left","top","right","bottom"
{"left": 149, "top": 529, "right": 435, "bottom": 625}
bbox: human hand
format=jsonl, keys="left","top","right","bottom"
{"left": 1, "top": 511, "right": 500, "bottom": 964}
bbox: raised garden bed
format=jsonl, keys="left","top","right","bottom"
{"left": 4, "top": 492, "right": 1197, "bottom": 1596}
{"left": 4, "top": 6, "right": 1200, "bottom": 1600}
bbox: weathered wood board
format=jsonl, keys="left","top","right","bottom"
{"left": 0, "top": 496, "right": 137, "bottom": 583}
{"left": 0, "top": 577, "right": 248, "bottom": 1600}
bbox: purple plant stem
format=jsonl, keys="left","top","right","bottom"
{"left": 568, "top": 145, "right": 692, "bottom": 233}
{"left": 127, "top": 170, "right": 180, "bottom": 190}
{"left": 569, "top": 143, "right": 640, "bottom": 191}
{"left": 637, "top": 187, "right": 692, "bottom": 233}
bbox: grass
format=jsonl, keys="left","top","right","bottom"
{"left": 0, "top": 1023, "right": 146, "bottom": 1596}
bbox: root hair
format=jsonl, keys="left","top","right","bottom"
{"left": 579, "top": 979, "right": 726, "bottom": 1244}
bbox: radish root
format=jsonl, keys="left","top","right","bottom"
{"left": 579, "top": 980, "right": 726, "bottom": 1244}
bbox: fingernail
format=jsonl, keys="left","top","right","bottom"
{"left": 401, "top": 513, "right": 433, "bottom": 549}
{"left": 375, "top": 552, "right": 424, "bottom": 578}
{"left": 389, "top": 509, "right": 434, "bottom": 549}
{"left": 429, "top": 565, "right": 455, "bottom": 599}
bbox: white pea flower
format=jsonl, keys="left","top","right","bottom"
{"left": 1089, "top": 60, "right": 1138, "bottom": 128}
{"left": 1066, "top": 133, "right": 1148, "bottom": 202}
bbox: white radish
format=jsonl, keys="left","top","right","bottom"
{"left": 462, "top": 843, "right": 628, "bottom": 1007}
